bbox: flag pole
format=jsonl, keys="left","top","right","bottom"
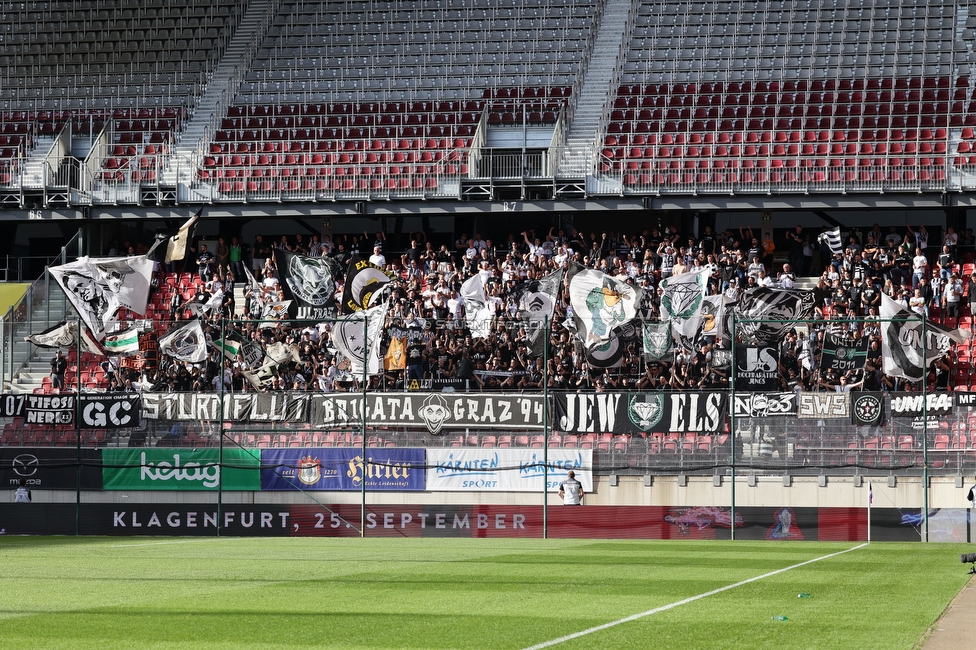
{"left": 867, "top": 481, "right": 872, "bottom": 544}
{"left": 75, "top": 317, "right": 82, "bottom": 536}
{"left": 729, "top": 310, "right": 736, "bottom": 542}
{"left": 922, "top": 315, "right": 929, "bottom": 542}
{"left": 542, "top": 315, "right": 549, "bottom": 540}
{"left": 361, "top": 311, "right": 368, "bottom": 539}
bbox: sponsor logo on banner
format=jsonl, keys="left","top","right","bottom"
{"left": 102, "top": 449, "right": 260, "bottom": 491}
{"left": 731, "top": 393, "right": 797, "bottom": 418}
{"left": 79, "top": 395, "right": 140, "bottom": 429}
{"left": 310, "top": 393, "right": 544, "bottom": 431}
{"left": 851, "top": 392, "right": 885, "bottom": 426}
{"left": 797, "top": 392, "right": 850, "bottom": 419}
{"left": 0, "top": 448, "right": 102, "bottom": 489}
{"left": 733, "top": 345, "right": 780, "bottom": 390}
{"left": 426, "top": 449, "right": 592, "bottom": 492}
{"left": 889, "top": 392, "right": 953, "bottom": 418}
{"left": 555, "top": 392, "right": 725, "bottom": 434}
{"left": 261, "top": 448, "right": 426, "bottom": 491}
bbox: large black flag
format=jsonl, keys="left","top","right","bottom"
{"left": 511, "top": 268, "right": 563, "bottom": 357}
{"left": 273, "top": 249, "right": 340, "bottom": 319}
{"left": 732, "top": 287, "right": 816, "bottom": 345}
{"left": 341, "top": 254, "right": 394, "bottom": 313}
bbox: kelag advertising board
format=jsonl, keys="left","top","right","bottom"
{"left": 102, "top": 448, "right": 261, "bottom": 491}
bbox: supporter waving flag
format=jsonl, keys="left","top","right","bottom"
{"left": 158, "top": 319, "right": 208, "bottom": 363}
{"left": 567, "top": 263, "right": 640, "bottom": 349}
{"left": 273, "top": 248, "right": 340, "bottom": 319}
{"left": 511, "top": 268, "right": 564, "bottom": 356}
{"left": 342, "top": 254, "right": 395, "bottom": 313}
{"left": 103, "top": 325, "right": 141, "bottom": 356}
{"left": 880, "top": 293, "right": 970, "bottom": 380}
{"left": 818, "top": 226, "right": 844, "bottom": 256}
{"left": 330, "top": 286, "right": 391, "bottom": 377}
{"left": 642, "top": 321, "right": 673, "bottom": 362}
{"left": 460, "top": 273, "right": 495, "bottom": 339}
{"left": 731, "top": 287, "right": 816, "bottom": 345}
{"left": 50, "top": 255, "right": 154, "bottom": 340}
{"left": 659, "top": 267, "right": 710, "bottom": 351}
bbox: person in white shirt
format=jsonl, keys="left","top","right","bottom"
{"left": 558, "top": 471, "right": 583, "bottom": 505}
{"left": 14, "top": 478, "right": 31, "bottom": 503}
{"left": 368, "top": 245, "right": 386, "bottom": 268}
{"left": 912, "top": 247, "right": 929, "bottom": 287}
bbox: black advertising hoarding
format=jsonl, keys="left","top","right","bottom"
{"left": 0, "top": 448, "right": 102, "bottom": 489}
{"left": 553, "top": 392, "right": 727, "bottom": 434}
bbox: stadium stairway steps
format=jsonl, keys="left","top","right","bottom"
{"left": 5, "top": 291, "right": 72, "bottom": 394}
{"left": 557, "top": 0, "right": 634, "bottom": 178}
{"left": 164, "top": 0, "right": 274, "bottom": 186}
{"left": 19, "top": 136, "right": 57, "bottom": 190}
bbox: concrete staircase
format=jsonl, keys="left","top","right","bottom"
{"left": 5, "top": 289, "right": 73, "bottom": 394}
{"left": 162, "top": 0, "right": 274, "bottom": 186}
{"left": 557, "top": 0, "right": 633, "bottom": 178}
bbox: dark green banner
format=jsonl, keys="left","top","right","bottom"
{"left": 102, "top": 448, "right": 261, "bottom": 491}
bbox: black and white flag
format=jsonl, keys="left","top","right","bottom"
{"left": 330, "top": 287, "right": 391, "bottom": 376}
{"left": 460, "top": 273, "right": 495, "bottom": 339}
{"left": 342, "top": 254, "right": 395, "bottom": 313}
{"left": 821, "top": 332, "right": 869, "bottom": 372}
{"left": 818, "top": 227, "right": 843, "bottom": 256}
{"left": 880, "top": 293, "right": 970, "bottom": 380}
{"left": 659, "top": 268, "right": 710, "bottom": 351}
{"left": 567, "top": 264, "right": 640, "bottom": 349}
{"left": 158, "top": 319, "right": 208, "bottom": 363}
{"left": 512, "top": 268, "right": 563, "bottom": 357}
{"left": 732, "top": 288, "right": 816, "bottom": 345}
{"left": 50, "top": 255, "right": 153, "bottom": 340}
{"left": 273, "top": 248, "right": 339, "bottom": 319}
{"left": 25, "top": 321, "right": 77, "bottom": 349}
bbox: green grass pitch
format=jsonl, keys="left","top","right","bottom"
{"left": 0, "top": 537, "right": 969, "bottom": 649}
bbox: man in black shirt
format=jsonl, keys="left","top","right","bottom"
{"left": 50, "top": 349, "right": 68, "bottom": 392}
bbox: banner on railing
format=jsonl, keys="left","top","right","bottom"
{"left": 554, "top": 392, "right": 726, "bottom": 434}
{"left": 796, "top": 392, "right": 850, "bottom": 419}
{"left": 889, "top": 392, "right": 953, "bottom": 418}
{"left": 851, "top": 392, "right": 886, "bottom": 426}
{"left": 426, "top": 449, "right": 592, "bottom": 492}
{"left": 0, "top": 394, "right": 75, "bottom": 424}
{"left": 79, "top": 394, "right": 140, "bottom": 429}
{"left": 140, "top": 393, "right": 309, "bottom": 422}
{"left": 101, "top": 448, "right": 261, "bottom": 491}
{"left": 731, "top": 393, "right": 797, "bottom": 418}
{"left": 261, "top": 448, "right": 426, "bottom": 491}
{"left": 732, "top": 345, "right": 779, "bottom": 391}
{"left": 309, "top": 393, "right": 545, "bottom": 432}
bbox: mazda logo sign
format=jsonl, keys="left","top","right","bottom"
{"left": 12, "top": 454, "right": 39, "bottom": 477}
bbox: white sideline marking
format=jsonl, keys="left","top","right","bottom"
{"left": 108, "top": 538, "right": 225, "bottom": 549}
{"left": 523, "top": 543, "right": 868, "bottom": 650}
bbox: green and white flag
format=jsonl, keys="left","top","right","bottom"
{"left": 659, "top": 268, "right": 710, "bottom": 351}
{"left": 642, "top": 322, "right": 673, "bottom": 362}
{"left": 214, "top": 338, "right": 241, "bottom": 360}
{"left": 103, "top": 326, "right": 141, "bottom": 355}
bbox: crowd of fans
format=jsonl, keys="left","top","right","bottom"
{"left": 92, "top": 221, "right": 975, "bottom": 396}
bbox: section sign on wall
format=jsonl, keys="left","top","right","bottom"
{"left": 261, "top": 448, "right": 426, "bottom": 491}
{"left": 426, "top": 449, "right": 592, "bottom": 492}
{"left": 102, "top": 448, "right": 261, "bottom": 491}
